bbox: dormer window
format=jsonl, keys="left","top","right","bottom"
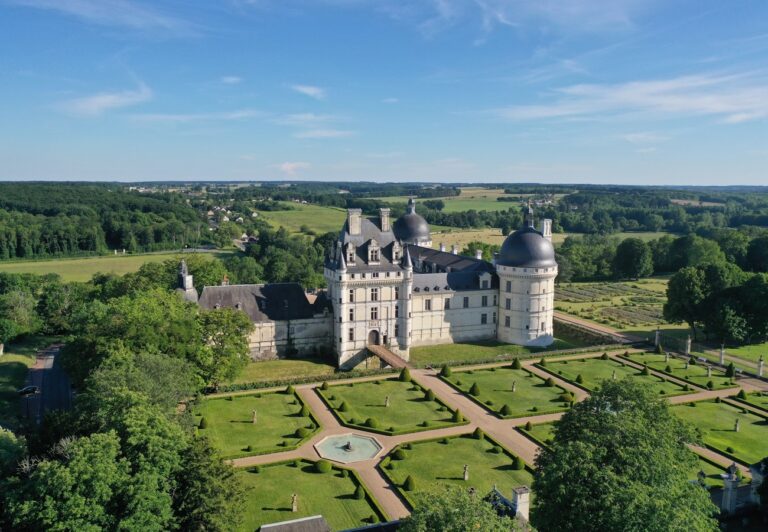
{"left": 345, "top": 243, "right": 356, "bottom": 264}
{"left": 392, "top": 241, "right": 402, "bottom": 261}
{"left": 368, "top": 239, "right": 380, "bottom": 263}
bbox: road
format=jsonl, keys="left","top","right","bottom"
{"left": 21, "top": 344, "right": 72, "bottom": 424}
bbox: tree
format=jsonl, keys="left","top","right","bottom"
{"left": 747, "top": 236, "right": 768, "bottom": 272}
{"left": 0, "top": 319, "right": 15, "bottom": 355}
{"left": 612, "top": 238, "right": 653, "bottom": 280}
{"left": 664, "top": 267, "right": 706, "bottom": 338}
{"left": 399, "top": 486, "right": 517, "bottom": 532}
{"left": 0, "top": 427, "right": 25, "bottom": 476}
{"left": 532, "top": 379, "right": 718, "bottom": 532}
{"left": 0, "top": 290, "right": 40, "bottom": 339}
{"left": 199, "top": 308, "right": 254, "bottom": 386}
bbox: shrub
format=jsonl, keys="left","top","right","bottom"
{"left": 601, "top": 352, "right": 609, "bottom": 360}
{"left": 403, "top": 475, "right": 416, "bottom": 492}
{"left": 706, "top": 380, "right": 714, "bottom": 390}
{"left": 393, "top": 449, "right": 407, "bottom": 460}
{"left": 424, "top": 389, "right": 436, "bottom": 401}
{"left": 440, "top": 365, "right": 452, "bottom": 377}
{"left": 421, "top": 420, "right": 430, "bottom": 427}
{"left": 737, "top": 389, "right": 747, "bottom": 399}
{"left": 545, "top": 377, "right": 555, "bottom": 387}
{"left": 539, "top": 358, "right": 547, "bottom": 367}
{"left": 511, "top": 358, "right": 522, "bottom": 369}
{"left": 366, "top": 418, "right": 379, "bottom": 428}
{"left": 341, "top": 469, "right": 349, "bottom": 478}
{"left": 485, "top": 400, "right": 494, "bottom": 406}
{"left": 655, "top": 343, "right": 663, "bottom": 354}
{"left": 500, "top": 404, "right": 512, "bottom": 416}
{"left": 402, "top": 443, "right": 412, "bottom": 450}
{"left": 491, "top": 446, "right": 502, "bottom": 454}
{"left": 689, "top": 357, "right": 697, "bottom": 366}
{"left": 726, "top": 446, "right": 735, "bottom": 454}
{"left": 399, "top": 368, "right": 412, "bottom": 382}
{"left": 253, "top": 465, "right": 261, "bottom": 473}
{"left": 245, "top": 445, "right": 253, "bottom": 452}
{"left": 198, "top": 417, "right": 208, "bottom": 429}
{"left": 386, "top": 461, "right": 396, "bottom": 470}
{"left": 226, "top": 396, "right": 233, "bottom": 401}
{"left": 293, "top": 459, "right": 301, "bottom": 468}
{"left": 469, "top": 383, "right": 481, "bottom": 396}
{"left": 641, "top": 365, "right": 650, "bottom": 376}
{"left": 286, "top": 385, "right": 295, "bottom": 395}
{"left": 524, "top": 421, "right": 532, "bottom": 431}
{"left": 440, "top": 438, "right": 450, "bottom": 444}
{"left": 299, "top": 405, "right": 310, "bottom": 417}
{"left": 725, "top": 362, "right": 736, "bottom": 378}
{"left": 452, "top": 410, "right": 463, "bottom": 423}
{"left": 665, "top": 365, "right": 672, "bottom": 373}
{"left": 683, "top": 384, "right": 691, "bottom": 391}
{"left": 315, "top": 460, "right": 332, "bottom": 473}
{"left": 339, "top": 401, "right": 349, "bottom": 412}
{"left": 354, "top": 485, "right": 365, "bottom": 500}
{"left": 715, "top": 396, "right": 722, "bottom": 403}
{"left": 328, "top": 395, "right": 335, "bottom": 401}
{"left": 321, "top": 381, "right": 329, "bottom": 390}
{"left": 295, "top": 427, "right": 310, "bottom": 438}
{"left": 559, "top": 392, "right": 575, "bottom": 403}
{"left": 531, "top": 406, "right": 538, "bottom": 412}
{"left": 388, "top": 426, "right": 394, "bottom": 432}
{"left": 473, "top": 428, "right": 484, "bottom": 440}
{"left": 513, "top": 456, "right": 525, "bottom": 470}
{"left": 575, "top": 374, "right": 584, "bottom": 384}
{"left": 456, "top": 379, "right": 462, "bottom": 385}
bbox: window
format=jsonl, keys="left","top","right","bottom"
{"left": 395, "top": 305, "right": 399, "bottom": 318}
{"left": 493, "top": 312, "right": 497, "bottom": 324}
{"left": 481, "top": 280, "right": 489, "bottom": 289}
{"left": 425, "top": 299, "right": 432, "bottom": 311}
{"left": 505, "top": 298, "right": 511, "bottom": 310}
{"left": 372, "top": 272, "right": 379, "bottom": 278}
{"left": 525, "top": 324, "right": 530, "bottom": 330}
{"left": 482, "top": 295, "right": 488, "bottom": 307}
{"left": 506, "top": 280, "right": 511, "bottom": 293}
{"left": 463, "top": 296, "right": 469, "bottom": 308}
{"left": 370, "top": 249, "right": 380, "bottom": 262}
{"left": 371, "top": 288, "right": 379, "bottom": 301}
{"left": 444, "top": 297, "right": 450, "bottom": 310}
{"left": 348, "top": 308, "right": 354, "bottom": 321}
{"left": 348, "top": 289, "right": 355, "bottom": 303}
{"left": 505, "top": 316, "right": 511, "bottom": 328}
{"left": 348, "top": 328, "right": 354, "bottom": 341}
{"left": 394, "top": 323, "right": 399, "bottom": 336}
{"left": 347, "top": 251, "right": 355, "bottom": 263}
{"left": 493, "top": 295, "right": 497, "bottom": 306}
{"left": 541, "top": 322, "right": 546, "bottom": 331}
{"left": 371, "top": 307, "right": 378, "bottom": 320}
{"left": 481, "top": 313, "right": 487, "bottom": 324}
{"left": 394, "top": 287, "right": 400, "bottom": 299}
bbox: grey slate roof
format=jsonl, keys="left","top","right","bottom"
{"left": 407, "top": 245, "right": 495, "bottom": 273}
{"left": 339, "top": 217, "right": 397, "bottom": 248}
{"left": 260, "top": 515, "right": 331, "bottom": 532}
{"left": 411, "top": 271, "right": 493, "bottom": 293}
{"left": 198, "top": 283, "right": 329, "bottom": 322}
{"left": 497, "top": 226, "right": 556, "bottom": 268}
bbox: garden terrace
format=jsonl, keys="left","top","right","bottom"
{"left": 193, "top": 389, "right": 319, "bottom": 459}
{"left": 409, "top": 339, "right": 578, "bottom": 367}
{"left": 517, "top": 421, "right": 556, "bottom": 448}
{"left": 536, "top": 356, "right": 689, "bottom": 397}
{"left": 732, "top": 391, "right": 768, "bottom": 413}
{"left": 317, "top": 377, "right": 466, "bottom": 435}
{"left": 237, "top": 459, "right": 385, "bottom": 531}
{"left": 619, "top": 352, "right": 737, "bottom": 390}
{"left": 441, "top": 365, "right": 572, "bottom": 418}
{"left": 378, "top": 433, "right": 533, "bottom": 508}
{"left": 673, "top": 400, "right": 768, "bottom": 465}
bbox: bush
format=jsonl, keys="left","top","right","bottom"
{"left": 559, "top": 392, "right": 575, "bottom": 403}
{"left": 469, "top": 383, "right": 481, "bottom": 396}
{"left": 539, "top": 358, "right": 547, "bottom": 367}
{"left": 424, "top": 389, "right": 436, "bottom": 401}
{"left": 452, "top": 410, "right": 463, "bottom": 423}
{"left": 339, "top": 401, "right": 349, "bottom": 412}
{"left": 321, "top": 381, "right": 329, "bottom": 390}
{"left": 386, "top": 461, "right": 396, "bottom": 470}
{"left": 706, "top": 380, "right": 714, "bottom": 390}
{"left": 511, "top": 358, "right": 522, "bottom": 369}
{"left": 399, "top": 368, "right": 412, "bottom": 382}
{"left": 299, "top": 405, "right": 310, "bottom": 417}
{"left": 530, "top": 406, "right": 538, "bottom": 412}
{"left": 725, "top": 362, "right": 736, "bottom": 378}
{"left": 286, "top": 385, "right": 295, "bottom": 394}
{"left": 641, "top": 365, "right": 650, "bottom": 376}
{"left": 499, "top": 404, "right": 512, "bottom": 416}
{"left": 354, "top": 485, "right": 365, "bottom": 500}
{"left": 341, "top": 469, "right": 349, "bottom": 478}
{"left": 689, "top": 357, "right": 697, "bottom": 366}
{"left": 575, "top": 374, "right": 584, "bottom": 384}
{"left": 295, "top": 427, "right": 310, "bottom": 438}
{"left": 440, "top": 365, "right": 452, "bottom": 377}
{"left": 737, "top": 389, "right": 747, "bottom": 399}
{"left": 252, "top": 465, "right": 261, "bottom": 473}
{"left": 440, "top": 438, "right": 450, "bottom": 444}
{"left": 524, "top": 421, "right": 532, "bottom": 431}
{"left": 513, "top": 456, "right": 525, "bottom": 470}
{"left": 245, "top": 445, "right": 253, "bottom": 452}
{"left": 726, "top": 446, "right": 735, "bottom": 454}
{"left": 545, "top": 377, "right": 555, "bottom": 387}
{"left": 485, "top": 400, "right": 494, "bottom": 406}
{"left": 422, "top": 420, "right": 431, "bottom": 427}
{"left": 366, "top": 417, "right": 379, "bottom": 429}
{"left": 393, "top": 449, "right": 407, "bottom": 460}
{"left": 402, "top": 443, "right": 412, "bottom": 450}
{"left": 403, "top": 475, "right": 416, "bottom": 492}
{"left": 198, "top": 417, "right": 208, "bottom": 429}
{"left": 473, "top": 428, "right": 484, "bottom": 440}
{"left": 293, "top": 459, "right": 301, "bottom": 468}
{"left": 601, "top": 352, "right": 609, "bottom": 360}
{"left": 491, "top": 446, "right": 501, "bottom": 454}
{"left": 665, "top": 365, "right": 672, "bottom": 373}
{"left": 715, "top": 396, "right": 722, "bottom": 403}
{"left": 655, "top": 343, "right": 663, "bottom": 354}
{"left": 315, "top": 460, "right": 332, "bottom": 473}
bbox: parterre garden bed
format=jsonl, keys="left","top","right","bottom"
{"left": 517, "top": 421, "right": 556, "bottom": 448}
{"left": 237, "top": 459, "right": 385, "bottom": 531}
{"left": 732, "top": 391, "right": 768, "bottom": 413}
{"left": 619, "top": 352, "right": 737, "bottom": 390}
{"left": 673, "top": 400, "right": 768, "bottom": 465}
{"left": 441, "top": 364, "right": 573, "bottom": 418}
{"left": 317, "top": 376, "right": 466, "bottom": 435}
{"left": 409, "top": 338, "right": 578, "bottom": 367}
{"left": 193, "top": 388, "right": 319, "bottom": 459}
{"left": 379, "top": 433, "right": 533, "bottom": 508}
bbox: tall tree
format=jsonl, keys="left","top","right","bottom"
{"left": 664, "top": 267, "right": 706, "bottom": 338}
{"left": 612, "top": 238, "right": 653, "bottom": 280}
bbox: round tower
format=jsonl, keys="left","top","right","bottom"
{"left": 495, "top": 205, "right": 557, "bottom": 346}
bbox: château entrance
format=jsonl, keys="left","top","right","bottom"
{"left": 367, "top": 330, "right": 380, "bottom": 345}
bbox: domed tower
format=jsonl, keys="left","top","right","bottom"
{"left": 495, "top": 205, "right": 557, "bottom": 347}
{"left": 393, "top": 198, "right": 432, "bottom": 247}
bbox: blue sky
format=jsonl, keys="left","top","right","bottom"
{"left": 0, "top": 0, "right": 767, "bottom": 184}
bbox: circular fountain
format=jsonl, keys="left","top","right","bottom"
{"left": 314, "top": 434, "right": 383, "bottom": 464}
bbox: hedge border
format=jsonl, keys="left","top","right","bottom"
{"left": 209, "top": 367, "right": 397, "bottom": 394}
{"left": 376, "top": 432, "right": 535, "bottom": 510}
{"left": 617, "top": 353, "right": 738, "bottom": 392}
{"left": 194, "top": 388, "right": 322, "bottom": 460}
{"left": 728, "top": 393, "right": 768, "bottom": 415}
{"left": 515, "top": 422, "right": 556, "bottom": 451}
{"left": 439, "top": 365, "right": 571, "bottom": 419}
{"left": 315, "top": 377, "right": 469, "bottom": 436}
{"left": 240, "top": 458, "right": 388, "bottom": 523}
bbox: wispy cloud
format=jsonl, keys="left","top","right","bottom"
{"left": 273, "top": 113, "right": 338, "bottom": 126}
{"left": 291, "top": 84, "right": 326, "bottom": 100}
{"left": 274, "top": 161, "right": 310, "bottom": 175}
{"left": 495, "top": 72, "right": 768, "bottom": 123}
{"left": 58, "top": 82, "right": 152, "bottom": 116}
{"left": 294, "top": 129, "right": 355, "bottom": 139}
{"left": 7, "top": 0, "right": 194, "bottom": 34}
{"left": 220, "top": 75, "right": 242, "bottom": 85}
{"left": 131, "top": 109, "right": 261, "bottom": 123}
{"left": 622, "top": 131, "right": 669, "bottom": 144}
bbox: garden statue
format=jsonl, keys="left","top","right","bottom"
{"left": 291, "top": 493, "right": 298, "bottom": 512}
{"left": 734, "top": 418, "right": 740, "bottom": 433}
{"left": 611, "top": 370, "right": 616, "bottom": 380}
{"left": 463, "top": 464, "right": 469, "bottom": 481}
{"left": 512, "top": 381, "right": 517, "bottom": 393}
{"left": 252, "top": 409, "right": 257, "bottom": 424}
{"left": 385, "top": 395, "right": 390, "bottom": 408}
{"left": 707, "top": 366, "right": 712, "bottom": 378}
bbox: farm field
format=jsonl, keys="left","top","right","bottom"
{"left": 319, "top": 378, "right": 461, "bottom": 434}
{"left": 237, "top": 461, "right": 382, "bottom": 531}
{"left": 380, "top": 434, "right": 533, "bottom": 505}
{"left": 230, "top": 357, "right": 336, "bottom": 385}
{"left": 0, "top": 251, "right": 229, "bottom": 282}
{"left": 193, "top": 390, "right": 318, "bottom": 458}
{"left": 673, "top": 400, "right": 768, "bottom": 465}
{"left": 620, "top": 352, "right": 736, "bottom": 390}
{"left": 255, "top": 202, "right": 347, "bottom": 234}
{"left": 443, "top": 366, "right": 570, "bottom": 418}
{"left": 409, "top": 338, "right": 578, "bottom": 366}
{"left": 539, "top": 356, "right": 689, "bottom": 396}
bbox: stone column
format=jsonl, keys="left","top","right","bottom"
{"left": 512, "top": 486, "right": 530, "bottom": 522}
{"left": 685, "top": 335, "right": 692, "bottom": 356}
{"left": 720, "top": 345, "right": 725, "bottom": 365}
{"left": 758, "top": 355, "right": 764, "bottom": 377}
{"left": 654, "top": 327, "right": 660, "bottom": 348}
{"left": 721, "top": 473, "right": 740, "bottom": 515}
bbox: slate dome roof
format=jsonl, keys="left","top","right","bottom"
{"left": 393, "top": 198, "right": 430, "bottom": 243}
{"left": 497, "top": 226, "right": 556, "bottom": 268}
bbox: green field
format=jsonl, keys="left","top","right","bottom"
{"left": 255, "top": 202, "right": 347, "bottom": 234}
{"left": 193, "top": 390, "right": 318, "bottom": 458}
{"left": 673, "top": 400, "right": 768, "bottom": 464}
{"left": 539, "top": 356, "right": 689, "bottom": 396}
{"left": 409, "top": 339, "right": 577, "bottom": 367}
{"left": 230, "top": 358, "right": 336, "bottom": 385}
{"left": 735, "top": 391, "right": 768, "bottom": 412}
{"left": 380, "top": 434, "right": 533, "bottom": 506}
{"left": 0, "top": 251, "right": 229, "bottom": 283}
{"left": 237, "top": 461, "right": 382, "bottom": 531}
{"left": 444, "top": 366, "right": 570, "bottom": 418}
{"left": 621, "top": 352, "right": 736, "bottom": 390}
{"left": 319, "top": 378, "right": 462, "bottom": 434}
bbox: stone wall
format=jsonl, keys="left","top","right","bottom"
{"left": 410, "top": 289, "right": 497, "bottom": 346}
{"left": 247, "top": 315, "right": 333, "bottom": 360}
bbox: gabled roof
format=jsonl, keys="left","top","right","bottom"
{"left": 407, "top": 245, "right": 495, "bottom": 273}
{"left": 198, "top": 283, "right": 329, "bottom": 322}
{"left": 412, "top": 271, "right": 495, "bottom": 293}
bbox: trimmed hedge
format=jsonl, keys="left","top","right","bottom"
{"left": 315, "top": 460, "right": 332, "bottom": 473}
{"left": 207, "top": 367, "right": 396, "bottom": 394}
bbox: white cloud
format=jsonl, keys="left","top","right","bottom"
{"left": 622, "top": 132, "right": 669, "bottom": 144}
{"left": 131, "top": 109, "right": 261, "bottom": 123}
{"left": 382, "top": 97, "right": 399, "bottom": 104}
{"left": 291, "top": 84, "right": 326, "bottom": 100}
{"left": 274, "top": 113, "right": 338, "bottom": 126}
{"left": 58, "top": 82, "right": 152, "bottom": 116}
{"left": 220, "top": 76, "right": 242, "bottom": 84}
{"left": 294, "top": 129, "right": 355, "bottom": 139}
{"left": 274, "top": 161, "right": 310, "bottom": 175}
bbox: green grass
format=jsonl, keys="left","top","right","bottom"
{"left": 320, "top": 378, "right": 461, "bottom": 434}
{"left": 0, "top": 251, "right": 231, "bottom": 282}
{"left": 193, "top": 390, "right": 318, "bottom": 458}
{"left": 230, "top": 358, "right": 336, "bottom": 385}
{"left": 237, "top": 460, "right": 382, "bottom": 531}
{"left": 409, "top": 338, "right": 578, "bottom": 367}
{"left": 520, "top": 421, "right": 557, "bottom": 448}
{"left": 735, "top": 391, "right": 768, "bottom": 412}
{"left": 444, "top": 366, "right": 571, "bottom": 418}
{"left": 691, "top": 457, "right": 729, "bottom": 488}
{"left": 539, "top": 356, "right": 689, "bottom": 397}
{"left": 719, "top": 342, "right": 768, "bottom": 364}
{"left": 621, "top": 352, "right": 736, "bottom": 390}
{"left": 256, "top": 203, "right": 347, "bottom": 235}
{"left": 380, "top": 434, "right": 533, "bottom": 506}
{"left": 673, "top": 400, "right": 768, "bottom": 465}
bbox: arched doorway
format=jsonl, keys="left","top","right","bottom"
{"left": 367, "top": 330, "right": 380, "bottom": 346}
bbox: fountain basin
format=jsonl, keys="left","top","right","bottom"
{"left": 314, "top": 434, "right": 383, "bottom": 464}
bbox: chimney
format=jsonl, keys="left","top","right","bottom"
{"left": 347, "top": 208, "right": 362, "bottom": 236}
{"left": 512, "top": 486, "right": 530, "bottom": 522}
{"left": 475, "top": 249, "right": 483, "bottom": 260}
{"left": 451, "top": 245, "right": 458, "bottom": 255}
{"left": 439, "top": 242, "right": 446, "bottom": 252}
{"left": 540, "top": 218, "right": 553, "bottom": 242}
{"left": 379, "top": 208, "right": 391, "bottom": 232}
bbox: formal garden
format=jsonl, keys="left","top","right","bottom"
{"left": 536, "top": 354, "right": 689, "bottom": 396}
{"left": 379, "top": 432, "right": 533, "bottom": 507}
{"left": 619, "top": 352, "right": 737, "bottom": 390}
{"left": 733, "top": 390, "right": 768, "bottom": 412}
{"left": 409, "top": 339, "right": 577, "bottom": 366}
{"left": 518, "top": 421, "right": 556, "bottom": 448}
{"left": 193, "top": 388, "right": 319, "bottom": 458}
{"left": 317, "top": 373, "right": 467, "bottom": 434}
{"left": 237, "top": 459, "right": 384, "bottom": 531}
{"left": 673, "top": 400, "right": 768, "bottom": 465}
{"left": 441, "top": 363, "right": 573, "bottom": 418}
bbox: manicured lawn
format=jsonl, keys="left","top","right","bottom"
{"left": 410, "top": 338, "right": 578, "bottom": 366}
{"left": 621, "top": 352, "right": 736, "bottom": 390}
{"left": 691, "top": 458, "right": 728, "bottom": 488}
{"left": 720, "top": 342, "right": 768, "bottom": 364}
{"left": 237, "top": 460, "right": 382, "bottom": 531}
{"left": 319, "top": 378, "right": 461, "bottom": 434}
{"left": 735, "top": 391, "right": 768, "bottom": 412}
{"left": 193, "top": 390, "right": 318, "bottom": 458}
{"left": 673, "top": 400, "right": 768, "bottom": 464}
{"left": 0, "top": 251, "right": 231, "bottom": 282}
{"left": 444, "top": 366, "right": 571, "bottom": 418}
{"left": 539, "top": 356, "right": 688, "bottom": 396}
{"left": 380, "top": 434, "right": 533, "bottom": 505}
{"left": 230, "top": 357, "right": 336, "bottom": 385}
{"left": 520, "top": 421, "right": 556, "bottom": 448}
